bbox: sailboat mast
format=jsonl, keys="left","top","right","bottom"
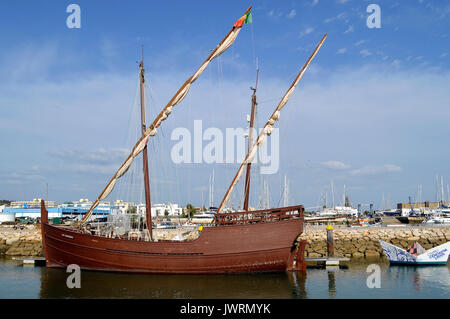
{"left": 243, "top": 69, "right": 259, "bottom": 211}
{"left": 209, "top": 169, "right": 215, "bottom": 208}
{"left": 331, "top": 180, "right": 335, "bottom": 208}
{"left": 139, "top": 48, "right": 153, "bottom": 240}
{"left": 283, "top": 175, "right": 289, "bottom": 207}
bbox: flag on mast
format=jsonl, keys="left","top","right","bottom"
{"left": 234, "top": 10, "right": 252, "bottom": 28}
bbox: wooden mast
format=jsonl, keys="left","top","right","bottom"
{"left": 243, "top": 69, "right": 259, "bottom": 211}
{"left": 139, "top": 46, "right": 153, "bottom": 240}
{"left": 79, "top": 6, "right": 252, "bottom": 226}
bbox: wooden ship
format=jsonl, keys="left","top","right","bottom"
{"left": 40, "top": 7, "right": 327, "bottom": 274}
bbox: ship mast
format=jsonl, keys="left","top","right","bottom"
{"left": 79, "top": 6, "right": 252, "bottom": 225}
{"left": 139, "top": 46, "right": 153, "bottom": 240}
{"left": 217, "top": 34, "right": 327, "bottom": 213}
{"left": 243, "top": 69, "right": 259, "bottom": 211}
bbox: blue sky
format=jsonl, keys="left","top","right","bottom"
{"left": 0, "top": 0, "right": 449, "bottom": 209}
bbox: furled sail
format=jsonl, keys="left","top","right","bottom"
{"left": 217, "top": 34, "right": 327, "bottom": 213}
{"left": 80, "top": 7, "right": 252, "bottom": 225}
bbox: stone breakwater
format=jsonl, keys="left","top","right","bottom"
{"left": 1, "top": 225, "right": 449, "bottom": 259}
{"left": 0, "top": 226, "right": 43, "bottom": 257}
{"left": 299, "top": 225, "right": 450, "bottom": 258}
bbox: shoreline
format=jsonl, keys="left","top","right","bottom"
{"left": 301, "top": 224, "right": 450, "bottom": 258}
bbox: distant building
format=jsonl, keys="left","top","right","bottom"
{"left": 10, "top": 198, "right": 57, "bottom": 208}
{"left": 395, "top": 201, "right": 449, "bottom": 216}
{"left": 3, "top": 198, "right": 114, "bottom": 218}
{"left": 137, "top": 203, "right": 183, "bottom": 217}
{"left": 396, "top": 201, "right": 447, "bottom": 210}
{"left": 2, "top": 198, "right": 184, "bottom": 220}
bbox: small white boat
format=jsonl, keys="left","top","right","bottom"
{"left": 380, "top": 240, "right": 450, "bottom": 265}
{"left": 191, "top": 211, "right": 215, "bottom": 224}
{"left": 422, "top": 213, "right": 450, "bottom": 224}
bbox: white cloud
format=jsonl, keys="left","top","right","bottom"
{"left": 323, "top": 12, "right": 347, "bottom": 23}
{"left": 299, "top": 27, "right": 314, "bottom": 38}
{"left": 337, "top": 48, "right": 347, "bottom": 54}
{"left": 311, "top": 0, "right": 319, "bottom": 6}
{"left": 0, "top": 171, "right": 45, "bottom": 186}
{"left": 344, "top": 25, "right": 354, "bottom": 34}
{"left": 360, "top": 49, "right": 372, "bottom": 57}
{"left": 268, "top": 9, "right": 283, "bottom": 18}
{"left": 287, "top": 9, "right": 296, "bottom": 19}
{"left": 349, "top": 164, "right": 402, "bottom": 176}
{"left": 49, "top": 148, "right": 129, "bottom": 166}
{"left": 321, "top": 161, "right": 351, "bottom": 170}
{"left": 391, "top": 59, "right": 401, "bottom": 67}
{"left": 354, "top": 40, "right": 366, "bottom": 46}
{"left": 440, "top": 52, "right": 448, "bottom": 58}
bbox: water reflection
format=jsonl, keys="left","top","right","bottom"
{"left": 387, "top": 264, "right": 450, "bottom": 295}
{"left": 286, "top": 272, "right": 307, "bottom": 298}
{"left": 1, "top": 257, "right": 449, "bottom": 299}
{"left": 39, "top": 268, "right": 299, "bottom": 299}
{"left": 327, "top": 270, "right": 337, "bottom": 298}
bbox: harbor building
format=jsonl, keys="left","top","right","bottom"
{"left": 395, "top": 201, "right": 449, "bottom": 216}
{"left": 137, "top": 203, "right": 184, "bottom": 217}
{"left": 1, "top": 198, "right": 184, "bottom": 220}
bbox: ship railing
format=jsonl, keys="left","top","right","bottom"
{"left": 213, "top": 205, "right": 304, "bottom": 226}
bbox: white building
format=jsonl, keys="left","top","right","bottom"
{"left": 136, "top": 203, "right": 183, "bottom": 217}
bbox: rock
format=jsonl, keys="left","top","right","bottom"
{"left": 399, "top": 240, "right": 409, "bottom": 248}
{"left": 6, "top": 238, "right": 19, "bottom": 246}
{"left": 5, "top": 247, "right": 21, "bottom": 256}
{"left": 365, "top": 250, "right": 380, "bottom": 257}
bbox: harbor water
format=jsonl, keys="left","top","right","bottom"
{"left": 0, "top": 256, "right": 449, "bottom": 299}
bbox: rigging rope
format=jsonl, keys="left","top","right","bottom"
{"left": 217, "top": 34, "right": 327, "bottom": 213}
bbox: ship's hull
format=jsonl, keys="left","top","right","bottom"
{"left": 41, "top": 217, "right": 303, "bottom": 274}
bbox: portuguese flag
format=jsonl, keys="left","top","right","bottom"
{"left": 234, "top": 10, "right": 252, "bottom": 28}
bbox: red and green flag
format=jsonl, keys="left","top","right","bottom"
{"left": 234, "top": 10, "right": 252, "bottom": 28}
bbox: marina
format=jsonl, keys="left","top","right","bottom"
{"left": 0, "top": 1, "right": 449, "bottom": 306}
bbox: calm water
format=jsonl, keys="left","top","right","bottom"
{"left": 0, "top": 257, "right": 449, "bottom": 299}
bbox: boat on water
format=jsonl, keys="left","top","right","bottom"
{"left": 191, "top": 211, "right": 215, "bottom": 224}
{"left": 380, "top": 240, "right": 450, "bottom": 265}
{"left": 422, "top": 213, "right": 450, "bottom": 225}
{"left": 40, "top": 7, "right": 327, "bottom": 274}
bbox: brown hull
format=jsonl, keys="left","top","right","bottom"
{"left": 41, "top": 200, "right": 304, "bottom": 274}
{"left": 42, "top": 219, "right": 302, "bottom": 274}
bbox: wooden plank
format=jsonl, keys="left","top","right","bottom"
{"left": 305, "top": 257, "right": 350, "bottom": 262}
{"left": 12, "top": 257, "right": 46, "bottom": 261}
